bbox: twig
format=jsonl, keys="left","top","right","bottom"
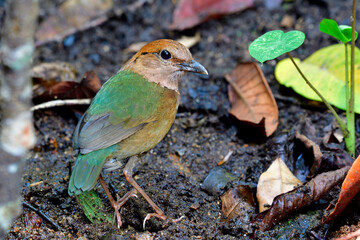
{"left": 31, "top": 99, "right": 91, "bottom": 111}
{"left": 22, "top": 201, "right": 62, "bottom": 230}
{"left": 217, "top": 150, "right": 233, "bottom": 166}
{"left": 334, "top": 228, "right": 360, "bottom": 240}
{"left": 29, "top": 181, "right": 43, "bottom": 187}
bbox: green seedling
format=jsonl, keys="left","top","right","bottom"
{"left": 319, "top": 18, "right": 358, "bottom": 157}
{"left": 249, "top": 21, "right": 357, "bottom": 157}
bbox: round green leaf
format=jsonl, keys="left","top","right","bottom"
{"left": 275, "top": 44, "right": 360, "bottom": 113}
{"left": 249, "top": 30, "right": 305, "bottom": 63}
{"left": 319, "top": 18, "right": 358, "bottom": 43}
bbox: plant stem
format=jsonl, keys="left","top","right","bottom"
{"left": 344, "top": 42, "right": 355, "bottom": 157}
{"left": 345, "top": 43, "right": 349, "bottom": 113}
{"left": 286, "top": 52, "right": 348, "bottom": 139}
{"left": 347, "top": 0, "right": 357, "bottom": 157}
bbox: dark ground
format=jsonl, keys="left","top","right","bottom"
{"left": 3, "top": 0, "right": 360, "bottom": 239}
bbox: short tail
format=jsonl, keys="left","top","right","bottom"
{"left": 68, "top": 153, "right": 105, "bottom": 196}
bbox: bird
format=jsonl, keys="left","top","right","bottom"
{"left": 68, "top": 39, "right": 208, "bottom": 228}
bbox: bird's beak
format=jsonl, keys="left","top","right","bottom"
{"left": 179, "top": 60, "right": 208, "bottom": 75}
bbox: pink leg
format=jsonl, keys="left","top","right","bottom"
{"left": 99, "top": 174, "right": 137, "bottom": 228}
{"left": 123, "top": 156, "right": 184, "bottom": 228}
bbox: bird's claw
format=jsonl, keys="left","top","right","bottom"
{"left": 112, "top": 189, "right": 138, "bottom": 228}
{"left": 142, "top": 214, "right": 185, "bottom": 229}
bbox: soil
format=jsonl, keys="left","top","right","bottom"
{"left": 2, "top": 0, "right": 360, "bottom": 239}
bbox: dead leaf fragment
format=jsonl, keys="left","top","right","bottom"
{"left": 221, "top": 185, "right": 255, "bottom": 222}
{"left": 226, "top": 62, "right": 279, "bottom": 137}
{"left": 32, "top": 62, "right": 101, "bottom": 105}
{"left": 177, "top": 32, "right": 201, "bottom": 49}
{"left": 32, "top": 62, "right": 78, "bottom": 84}
{"left": 257, "top": 157, "right": 302, "bottom": 212}
{"left": 324, "top": 155, "right": 360, "bottom": 223}
{"left": 294, "top": 131, "right": 323, "bottom": 179}
{"left": 254, "top": 166, "right": 350, "bottom": 231}
{"left": 35, "top": 0, "right": 113, "bottom": 45}
{"left": 24, "top": 212, "right": 42, "bottom": 230}
{"left": 171, "top": 0, "right": 254, "bottom": 30}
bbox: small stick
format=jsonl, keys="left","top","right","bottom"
{"left": 31, "top": 99, "right": 91, "bottom": 111}
{"left": 334, "top": 228, "right": 360, "bottom": 240}
{"left": 22, "top": 201, "right": 62, "bottom": 230}
{"left": 218, "top": 150, "right": 233, "bottom": 166}
{"left": 29, "top": 181, "right": 43, "bottom": 187}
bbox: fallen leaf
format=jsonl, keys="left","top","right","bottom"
{"left": 321, "top": 144, "right": 353, "bottom": 171}
{"left": 225, "top": 62, "right": 278, "bottom": 137}
{"left": 293, "top": 131, "right": 323, "bottom": 180}
{"left": 32, "top": 62, "right": 78, "bottom": 84}
{"left": 35, "top": 0, "right": 113, "bottom": 45}
{"left": 324, "top": 155, "right": 360, "bottom": 223}
{"left": 24, "top": 212, "right": 42, "bottom": 230}
{"left": 275, "top": 44, "right": 360, "bottom": 113}
{"left": 257, "top": 157, "right": 302, "bottom": 212}
{"left": 32, "top": 61, "right": 101, "bottom": 104}
{"left": 171, "top": 0, "right": 254, "bottom": 31}
{"left": 177, "top": 32, "right": 201, "bottom": 49}
{"left": 254, "top": 166, "right": 350, "bottom": 231}
{"left": 220, "top": 185, "right": 255, "bottom": 222}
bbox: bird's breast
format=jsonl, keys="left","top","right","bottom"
{"left": 113, "top": 88, "right": 180, "bottom": 160}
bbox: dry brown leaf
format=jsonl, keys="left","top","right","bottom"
{"left": 254, "top": 166, "right": 350, "bottom": 231}
{"left": 225, "top": 62, "right": 278, "bottom": 137}
{"left": 35, "top": 0, "right": 113, "bottom": 45}
{"left": 257, "top": 157, "right": 302, "bottom": 212}
{"left": 294, "top": 131, "right": 323, "bottom": 179}
{"left": 220, "top": 185, "right": 255, "bottom": 221}
{"left": 32, "top": 62, "right": 78, "bottom": 83}
{"left": 177, "top": 32, "right": 201, "bottom": 49}
{"left": 324, "top": 154, "right": 360, "bottom": 223}
{"left": 32, "top": 61, "right": 101, "bottom": 106}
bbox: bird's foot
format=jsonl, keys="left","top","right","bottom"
{"left": 112, "top": 188, "right": 138, "bottom": 228}
{"left": 143, "top": 213, "right": 184, "bottom": 229}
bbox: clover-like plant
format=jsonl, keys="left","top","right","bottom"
{"left": 249, "top": 26, "right": 357, "bottom": 157}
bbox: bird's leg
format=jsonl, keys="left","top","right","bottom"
{"left": 123, "top": 156, "right": 167, "bottom": 228}
{"left": 98, "top": 174, "right": 137, "bottom": 228}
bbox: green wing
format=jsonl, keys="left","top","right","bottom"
{"left": 73, "top": 70, "right": 163, "bottom": 154}
{"left": 69, "top": 70, "right": 163, "bottom": 195}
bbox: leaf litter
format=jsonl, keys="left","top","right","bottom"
{"left": 225, "top": 62, "right": 278, "bottom": 137}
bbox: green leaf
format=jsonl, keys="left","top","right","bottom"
{"left": 319, "top": 19, "right": 358, "bottom": 43}
{"left": 275, "top": 44, "right": 360, "bottom": 113}
{"left": 249, "top": 30, "right": 305, "bottom": 63}
{"left": 76, "top": 190, "right": 113, "bottom": 224}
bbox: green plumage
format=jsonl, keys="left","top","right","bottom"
{"left": 87, "top": 71, "right": 163, "bottom": 127}
{"left": 68, "top": 70, "right": 166, "bottom": 196}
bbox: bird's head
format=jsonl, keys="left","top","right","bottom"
{"left": 121, "top": 39, "right": 208, "bottom": 92}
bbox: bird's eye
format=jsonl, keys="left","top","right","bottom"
{"left": 160, "top": 49, "right": 172, "bottom": 60}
